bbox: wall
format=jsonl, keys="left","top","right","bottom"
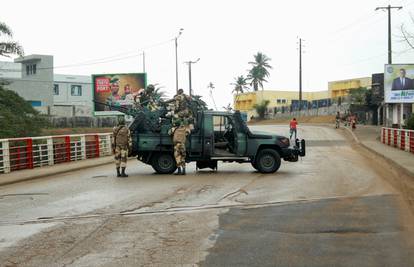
{"left": 53, "top": 74, "right": 92, "bottom": 108}
{"left": 328, "top": 77, "right": 372, "bottom": 98}
{"left": 11, "top": 55, "right": 54, "bottom": 106}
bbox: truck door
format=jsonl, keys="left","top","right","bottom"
{"left": 234, "top": 125, "right": 247, "bottom": 156}
{"left": 202, "top": 113, "right": 213, "bottom": 158}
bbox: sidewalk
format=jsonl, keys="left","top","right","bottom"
{"left": 345, "top": 125, "right": 414, "bottom": 176}
{"left": 0, "top": 156, "right": 113, "bottom": 186}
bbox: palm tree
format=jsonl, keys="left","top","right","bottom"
{"left": 0, "top": 22, "right": 24, "bottom": 57}
{"left": 231, "top": 75, "right": 249, "bottom": 95}
{"left": 247, "top": 52, "right": 272, "bottom": 91}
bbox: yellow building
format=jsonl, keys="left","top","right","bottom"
{"left": 328, "top": 77, "right": 371, "bottom": 98}
{"left": 234, "top": 90, "right": 329, "bottom": 117}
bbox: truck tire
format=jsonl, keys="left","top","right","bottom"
{"left": 151, "top": 153, "right": 177, "bottom": 174}
{"left": 255, "top": 149, "right": 281, "bottom": 173}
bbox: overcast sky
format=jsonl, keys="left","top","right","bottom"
{"left": 2, "top": 0, "right": 414, "bottom": 108}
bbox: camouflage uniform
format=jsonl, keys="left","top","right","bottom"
{"left": 173, "top": 126, "right": 189, "bottom": 175}
{"left": 112, "top": 118, "right": 132, "bottom": 177}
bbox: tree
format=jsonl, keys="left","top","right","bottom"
{"left": 231, "top": 75, "right": 249, "bottom": 95}
{"left": 253, "top": 100, "right": 270, "bottom": 119}
{"left": 0, "top": 22, "right": 24, "bottom": 57}
{"left": 349, "top": 87, "right": 368, "bottom": 105}
{"left": 0, "top": 86, "right": 49, "bottom": 138}
{"left": 247, "top": 52, "right": 272, "bottom": 91}
{"left": 401, "top": 15, "right": 414, "bottom": 50}
{"left": 405, "top": 114, "right": 414, "bottom": 130}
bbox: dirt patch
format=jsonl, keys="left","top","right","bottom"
{"left": 249, "top": 115, "right": 335, "bottom": 125}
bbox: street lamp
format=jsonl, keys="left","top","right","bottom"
{"left": 184, "top": 58, "right": 200, "bottom": 96}
{"left": 175, "top": 28, "right": 184, "bottom": 93}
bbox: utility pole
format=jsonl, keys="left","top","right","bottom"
{"left": 184, "top": 58, "right": 200, "bottom": 96}
{"left": 299, "top": 38, "right": 302, "bottom": 110}
{"left": 175, "top": 28, "right": 184, "bottom": 93}
{"left": 375, "top": 5, "right": 402, "bottom": 64}
{"left": 142, "top": 51, "right": 146, "bottom": 73}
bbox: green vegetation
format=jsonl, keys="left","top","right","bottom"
{"left": 405, "top": 114, "right": 414, "bottom": 130}
{"left": 0, "top": 21, "right": 24, "bottom": 57}
{"left": 231, "top": 75, "right": 249, "bottom": 95}
{"left": 0, "top": 86, "right": 49, "bottom": 138}
{"left": 253, "top": 100, "right": 270, "bottom": 119}
{"left": 248, "top": 52, "right": 272, "bottom": 91}
{"left": 348, "top": 87, "right": 368, "bottom": 105}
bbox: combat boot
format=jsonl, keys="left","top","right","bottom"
{"left": 174, "top": 167, "right": 182, "bottom": 175}
{"left": 181, "top": 167, "right": 186, "bottom": 175}
{"left": 116, "top": 167, "right": 121, "bottom": 177}
{"left": 121, "top": 167, "right": 128, "bottom": 177}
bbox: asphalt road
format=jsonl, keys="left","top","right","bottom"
{"left": 0, "top": 125, "right": 413, "bottom": 267}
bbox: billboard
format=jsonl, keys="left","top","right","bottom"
{"left": 92, "top": 73, "right": 146, "bottom": 115}
{"left": 384, "top": 64, "right": 414, "bottom": 103}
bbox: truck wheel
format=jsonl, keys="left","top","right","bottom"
{"left": 151, "top": 153, "right": 177, "bottom": 174}
{"left": 255, "top": 149, "right": 281, "bottom": 173}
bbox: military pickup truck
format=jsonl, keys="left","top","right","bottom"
{"left": 129, "top": 110, "right": 305, "bottom": 174}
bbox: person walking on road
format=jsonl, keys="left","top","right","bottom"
{"left": 351, "top": 114, "right": 357, "bottom": 131}
{"left": 289, "top": 118, "right": 298, "bottom": 140}
{"left": 112, "top": 117, "right": 132, "bottom": 178}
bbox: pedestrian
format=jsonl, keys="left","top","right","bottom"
{"left": 112, "top": 117, "right": 132, "bottom": 178}
{"left": 289, "top": 117, "right": 298, "bottom": 140}
{"left": 335, "top": 111, "right": 341, "bottom": 129}
{"left": 351, "top": 115, "right": 357, "bottom": 131}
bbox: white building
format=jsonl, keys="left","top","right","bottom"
{"left": 0, "top": 55, "right": 93, "bottom": 116}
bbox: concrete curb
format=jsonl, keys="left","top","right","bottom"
{"left": 342, "top": 126, "right": 414, "bottom": 177}
{"left": 0, "top": 156, "right": 114, "bottom": 187}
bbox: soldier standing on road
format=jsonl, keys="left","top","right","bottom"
{"left": 112, "top": 117, "right": 132, "bottom": 178}
{"left": 335, "top": 111, "right": 341, "bottom": 129}
{"left": 172, "top": 124, "right": 189, "bottom": 175}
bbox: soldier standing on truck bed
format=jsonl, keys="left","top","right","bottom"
{"left": 112, "top": 117, "right": 132, "bottom": 177}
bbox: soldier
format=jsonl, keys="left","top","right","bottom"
{"left": 140, "top": 84, "right": 158, "bottom": 111}
{"left": 172, "top": 124, "right": 189, "bottom": 175}
{"left": 112, "top": 117, "right": 132, "bottom": 177}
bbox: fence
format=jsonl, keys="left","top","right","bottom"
{"left": 381, "top": 127, "right": 414, "bottom": 154}
{"left": 0, "top": 133, "right": 112, "bottom": 174}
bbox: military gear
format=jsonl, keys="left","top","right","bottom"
{"left": 116, "top": 167, "right": 121, "bottom": 177}
{"left": 174, "top": 167, "right": 182, "bottom": 175}
{"left": 174, "top": 141, "right": 186, "bottom": 168}
{"left": 112, "top": 125, "right": 132, "bottom": 175}
{"left": 118, "top": 117, "right": 126, "bottom": 126}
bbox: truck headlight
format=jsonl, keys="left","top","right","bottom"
{"left": 278, "top": 137, "right": 290, "bottom": 147}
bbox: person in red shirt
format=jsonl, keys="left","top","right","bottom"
{"left": 289, "top": 118, "right": 298, "bottom": 140}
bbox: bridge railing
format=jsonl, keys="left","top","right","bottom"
{"left": 0, "top": 133, "right": 112, "bottom": 174}
{"left": 381, "top": 127, "right": 414, "bottom": 154}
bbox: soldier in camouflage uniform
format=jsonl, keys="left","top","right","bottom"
{"left": 140, "top": 84, "right": 158, "bottom": 111}
{"left": 112, "top": 117, "right": 132, "bottom": 177}
{"left": 168, "top": 89, "right": 193, "bottom": 175}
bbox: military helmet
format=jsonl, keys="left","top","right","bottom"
{"left": 147, "top": 84, "right": 155, "bottom": 92}
{"left": 118, "top": 116, "right": 126, "bottom": 125}
{"left": 177, "top": 88, "right": 184, "bottom": 94}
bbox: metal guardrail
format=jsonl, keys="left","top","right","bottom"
{"left": 381, "top": 127, "right": 414, "bottom": 154}
{"left": 0, "top": 133, "right": 112, "bottom": 174}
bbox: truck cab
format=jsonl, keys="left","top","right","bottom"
{"left": 131, "top": 110, "right": 305, "bottom": 174}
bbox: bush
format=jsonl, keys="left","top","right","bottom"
{"left": 253, "top": 100, "right": 270, "bottom": 119}
{"left": 0, "top": 86, "right": 49, "bottom": 138}
{"left": 405, "top": 114, "right": 414, "bottom": 130}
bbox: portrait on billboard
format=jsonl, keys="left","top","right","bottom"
{"left": 384, "top": 64, "right": 414, "bottom": 103}
{"left": 92, "top": 73, "right": 146, "bottom": 115}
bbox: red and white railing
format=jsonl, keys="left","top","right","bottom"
{"left": 0, "top": 133, "right": 112, "bottom": 174}
{"left": 381, "top": 127, "right": 414, "bottom": 154}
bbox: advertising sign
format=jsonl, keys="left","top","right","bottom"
{"left": 92, "top": 73, "right": 146, "bottom": 115}
{"left": 384, "top": 64, "right": 414, "bottom": 103}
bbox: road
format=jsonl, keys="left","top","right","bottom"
{"left": 0, "top": 125, "right": 413, "bottom": 267}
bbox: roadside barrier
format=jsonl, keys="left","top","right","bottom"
{"left": 0, "top": 133, "right": 112, "bottom": 174}
{"left": 381, "top": 127, "right": 414, "bottom": 154}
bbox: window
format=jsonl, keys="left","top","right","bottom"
{"left": 53, "top": 84, "right": 59, "bottom": 95}
{"left": 25, "top": 64, "right": 37, "bottom": 75}
{"left": 71, "top": 85, "right": 82, "bottom": 96}
{"left": 277, "top": 99, "right": 281, "bottom": 104}
{"left": 282, "top": 99, "right": 287, "bottom": 104}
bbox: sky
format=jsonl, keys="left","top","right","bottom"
{"left": 2, "top": 0, "right": 414, "bottom": 109}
